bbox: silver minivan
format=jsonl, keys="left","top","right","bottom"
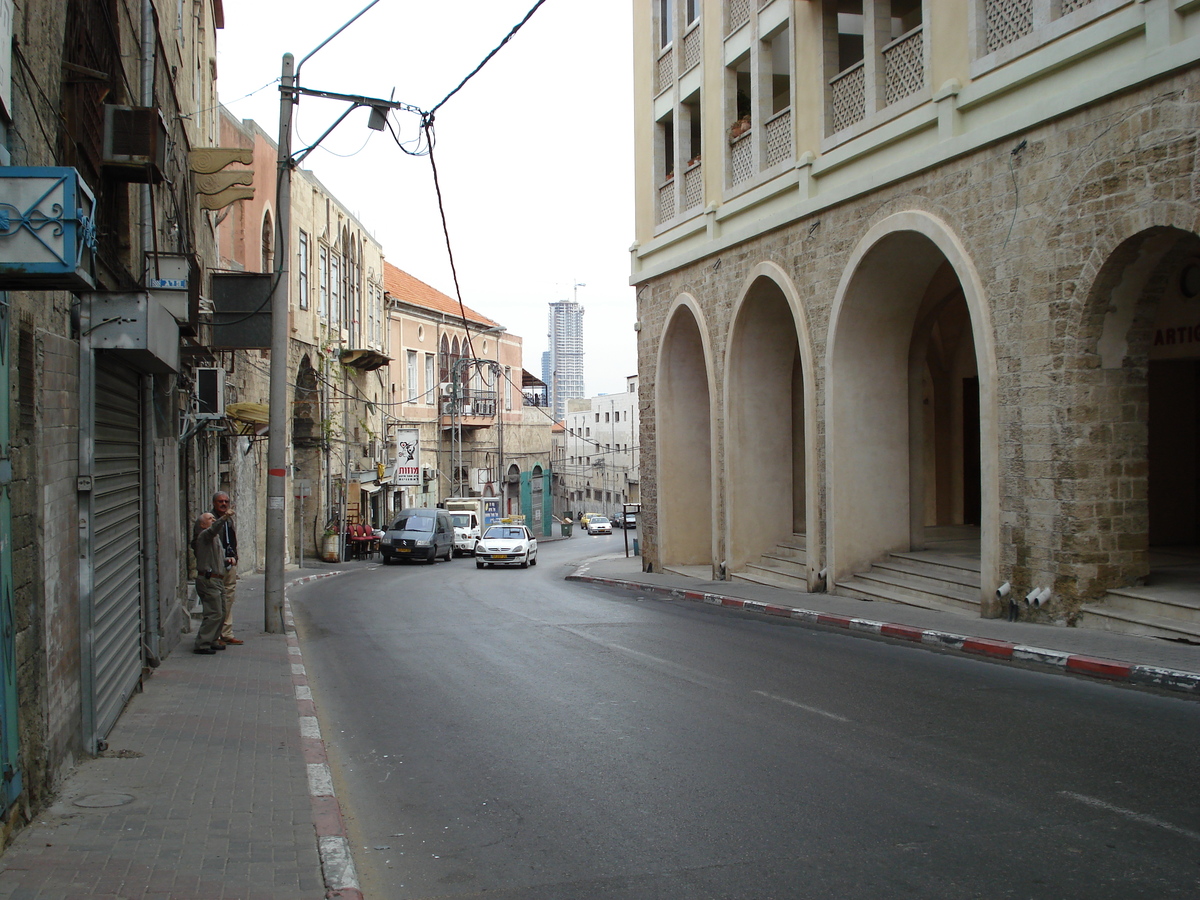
{"left": 380, "top": 508, "right": 453, "bottom": 564}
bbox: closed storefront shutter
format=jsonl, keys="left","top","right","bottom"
{"left": 90, "top": 358, "right": 143, "bottom": 742}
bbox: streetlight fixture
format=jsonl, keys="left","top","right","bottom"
{"left": 263, "top": 2, "right": 417, "bottom": 631}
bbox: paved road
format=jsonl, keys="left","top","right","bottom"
{"left": 289, "top": 533, "right": 1200, "bottom": 899}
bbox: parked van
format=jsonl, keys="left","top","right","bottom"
{"left": 380, "top": 508, "right": 453, "bottom": 564}
{"left": 443, "top": 497, "right": 502, "bottom": 556}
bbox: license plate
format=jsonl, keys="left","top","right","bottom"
{"left": 491, "top": 554, "right": 506, "bottom": 560}
{"left": 398, "top": 548, "right": 410, "bottom": 553}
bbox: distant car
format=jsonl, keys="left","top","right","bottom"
{"left": 474, "top": 524, "right": 538, "bottom": 568}
{"left": 611, "top": 513, "right": 625, "bottom": 528}
{"left": 586, "top": 516, "right": 613, "bottom": 535}
{"left": 621, "top": 512, "right": 638, "bottom": 529}
{"left": 381, "top": 508, "right": 453, "bottom": 564}
{"left": 578, "top": 512, "right": 594, "bottom": 527}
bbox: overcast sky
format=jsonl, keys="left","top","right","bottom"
{"left": 215, "top": 0, "right": 637, "bottom": 397}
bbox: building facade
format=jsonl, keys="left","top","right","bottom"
{"left": 0, "top": 0, "right": 231, "bottom": 840}
{"left": 633, "top": 0, "right": 1200, "bottom": 637}
{"left": 385, "top": 264, "right": 557, "bottom": 534}
{"left": 562, "top": 377, "right": 642, "bottom": 519}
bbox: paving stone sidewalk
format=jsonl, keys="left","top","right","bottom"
{"left": 0, "top": 565, "right": 368, "bottom": 900}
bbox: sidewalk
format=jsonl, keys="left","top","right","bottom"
{"left": 568, "top": 554, "right": 1200, "bottom": 696}
{"left": 0, "top": 563, "right": 372, "bottom": 900}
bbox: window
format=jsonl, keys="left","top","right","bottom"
{"left": 504, "top": 366, "right": 512, "bottom": 410}
{"left": 425, "top": 354, "right": 436, "bottom": 405}
{"left": 261, "top": 212, "right": 273, "bottom": 273}
{"left": 330, "top": 253, "right": 341, "bottom": 329}
{"left": 658, "top": 0, "right": 672, "bottom": 48}
{"left": 297, "top": 231, "right": 310, "bottom": 310}
{"left": 686, "top": 0, "right": 698, "bottom": 25}
{"left": 407, "top": 350, "right": 419, "bottom": 402}
{"left": 318, "top": 246, "right": 329, "bottom": 318}
{"left": 605, "top": 412, "right": 610, "bottom": 422}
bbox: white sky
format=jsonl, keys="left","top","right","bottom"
{"left": 215, "top": 0, "right": 637, "bottom": 397}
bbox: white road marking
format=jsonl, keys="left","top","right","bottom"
{"left": 1060, "top": 792, "right": 1200, "bottom": 843}
{"left": 753, "top": 690, "right": 850, "bottom": 722}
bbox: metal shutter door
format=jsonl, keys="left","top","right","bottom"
{"left": 91, "top": 359, "right": 143, "bottom": 740}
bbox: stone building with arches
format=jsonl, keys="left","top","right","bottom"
{"left": 633, "top": 0, "right": 1200, "bottom": 638}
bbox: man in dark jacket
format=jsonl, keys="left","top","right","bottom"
{"left": 212, "top": 492, "right": 243, "bottom": 645}
{"left": 192, "top": 510, "right": 232, "bottom": 654}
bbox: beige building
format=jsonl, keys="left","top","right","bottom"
{"left": 214, "top": 110, "right": 389, "bottom": 560}
{"left": 563, "top": 377, "right": 642, "bottom": 518}
{"left": 384, "top": 265, "right": 557, "bottom": 533}
{"left": 633, "top": 0, "right": 1200, "bottom": 638}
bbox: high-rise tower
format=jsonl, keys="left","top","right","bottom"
{"left": 543, "top": 299, "right": 585, "bottom": 421}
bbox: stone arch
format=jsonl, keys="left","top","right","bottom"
{"left": 826, "top": 211, "right": 999, "bottom": 610}
{"left": 655, "top": 296, "right": 717, "bottom": 570}
{"left": 723, "top": 262, "right": 819, "bottom": 582}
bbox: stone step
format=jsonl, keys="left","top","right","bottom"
{"left": 886, "top": 551, "right": 983, "bottom": 588}
{"left": 1097, "top": 587, "right": 1200, "bottom": 624}
{"left": 762, "top": 546, "right": 808, "bottom": 567}
{"left": 834, "top": 574, "right": 978, "bottom": 615}
{"left": 731, "top": 566, "right": 811, "bottom": 592}
{"left": 868, "top": 557, "right": 982, "bottom": 596}
{"left": 1076, "top": 604, "right": 1200, "bottom": 643}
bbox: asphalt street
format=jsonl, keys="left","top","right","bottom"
{"left": 288, "top": 532, "right": 1200, "bottom": 899}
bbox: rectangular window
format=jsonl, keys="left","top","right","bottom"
{"left": 297, "top": 231, "right": 310, "bottom": 310}
{"left": 318, "top": 246, "right": 329, "bottom": 318}
{"left": 504, "top": 366, "right": 512, "bottom": 410}
{"left": 686, "top": 0, "right": 698, "bottom": 25}
{"left": 659, "top": 0, "right": 672, "bottom": 47}
{"left": 330, "top": 254, "right": 341, "bottom": 328}
{"left": 425, "top": 354, "right": 436, "bottom": 405}
{"left": 407, "top": 350, "right": 419, "bottom": 402}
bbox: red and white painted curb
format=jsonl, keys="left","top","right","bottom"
{"left": 284, "top": 572, "right": 363, "bottom": 900}
{"left": 567, "top": 574, "right": 1200, "bottom": 696}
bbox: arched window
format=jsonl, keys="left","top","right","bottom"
{"left": 261, "top": 212, "right": 273, "bottom": 273}
{"left": 439, "top": 334, "right": 451, "bottom": 384}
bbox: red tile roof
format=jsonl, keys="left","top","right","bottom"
{"left": 383, "top": 261, "right": 499, "bottom": 329}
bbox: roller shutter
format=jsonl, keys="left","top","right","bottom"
{"left": 90, "top": 358, "right": 143, "bottom": 742}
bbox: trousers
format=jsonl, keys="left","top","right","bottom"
{"left": 195, "top": 574, "right": 226, "bottom": 650}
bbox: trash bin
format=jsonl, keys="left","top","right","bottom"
{"left": 562, "top": 523, "right": 573, "bottom": 537}
{"left": 632, "top": 538, "right": 640, "bottom": 556}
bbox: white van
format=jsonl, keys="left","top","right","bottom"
{"left": 449, "top": 509, "right": 480, "bottom": 557}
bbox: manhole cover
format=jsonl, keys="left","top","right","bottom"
{"left": 73, "top": 792, "right": 135, "bottom": 808}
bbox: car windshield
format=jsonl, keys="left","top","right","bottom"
{"left": 392, "top": 513, "right": 434, "bottom": 531}
{"left": 450, "top": 514, "right": 472, "bottom": 528}
{"left": 484, "top": 526, "right": 526, "bottom": 540}
{"left": 591, "top": 517, "right": 609, "bottom": 523}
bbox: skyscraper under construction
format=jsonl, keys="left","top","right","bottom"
{"left": 542, "top": 299, "right": 586, "bottom": 422}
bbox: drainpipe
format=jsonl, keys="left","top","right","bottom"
{"left": 139, "top": 0, "right": 160, "bottom": 666}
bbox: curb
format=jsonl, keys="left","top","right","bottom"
{"left": 283, "top": 571, "right": 364, "bottom": 900}
{"left": 566, "top": 574, "right": 1200, "bottom": 697}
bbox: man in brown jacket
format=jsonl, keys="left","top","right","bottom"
{"left": 192, "top": 508, "right": 233, "bottom": 654}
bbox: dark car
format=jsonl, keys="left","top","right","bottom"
{"left": 621, "top": 512, "right": 638, "bottom": 529}
{"left": 380, "top": 508, "right": 453, "bottom": 564}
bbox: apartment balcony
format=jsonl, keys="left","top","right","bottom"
{"left": 440, "top": 390, "right": 499, "bottom": 429}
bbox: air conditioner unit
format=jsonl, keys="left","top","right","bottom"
{"left": 195, "top": 367, "right": 225, "bottom": 418}
{"left": 422, "top": 467, "right": 436, "bottom": 482}
{"left": 103, "top": 105, "right": 169, "bottom": 183}
{"left": 440, "top": 382, "right": 456, "bottom": 397}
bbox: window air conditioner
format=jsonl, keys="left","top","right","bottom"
{"left": 440, "top": 382, "right": 456, "bottom": 397}
{"left": 195, "top": 367, "right": 225, "bottom": 418}
{"left": 103, "top": 105, "right": 169, "bottom": 183}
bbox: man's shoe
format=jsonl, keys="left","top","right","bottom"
{"left": 213, "top": 642, "right": 227, "bottom": 650}
{"left": 194, "top": 646, "right": 217, "bottom": 655}
{"left": 223, "top": 637, "right": 244, "bottom": 645}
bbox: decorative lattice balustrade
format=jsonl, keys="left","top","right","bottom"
{"left": 730, "top": 130, "right": 754, "bottom": 185}
{"left": 830, "top": 63, "right": 866, "bottom": 133}
{"left": 682, "top": 25, "right": 702, "bottom": 73}
{"left": 883, "top": 26, "right": 924, "bottom": 107}
{"left": 683, "top": 163, "right": 703, "bottom": 211}
{"left": 657, "top": 180, "right": 676, "bottom": 224}
{"left": 656, "top": 48, "right": 674, "bottom": 95}
{"left": 1061, "top": 0, "right": 1094, "bottom": 12}
{"left": 728, "top": 0, "right": 750, "bottom": 34}
{"left": 764, "top": 109, "right": 792, "bottom": 168}
{"left": 986, "top": 0, "right": 1034, "bottom": 53}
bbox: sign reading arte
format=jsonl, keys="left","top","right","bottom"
{"left": 394, "top": 428, "right": 421, "bottom": 486}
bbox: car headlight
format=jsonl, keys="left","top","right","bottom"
{"left": 415, "top": 540, "right": 431, "bottom": 547}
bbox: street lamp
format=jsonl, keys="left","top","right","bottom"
{"left": 264, "top": 1, "right": 416, "bottom": 631}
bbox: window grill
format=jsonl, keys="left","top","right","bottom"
{"left": 830, "top": 62, "right": 866, "bottom": 133}
{"left": 883, "top": 26, "right": 924, "bottom": 107}
{"left": 985, "top": 0, "right": 1034, "bottom": 53}
{"left": 682, "top": 24, "right": 703, "bottom": 73}
{"left": 657, "top": 180, "right": 676, "bottom": 224}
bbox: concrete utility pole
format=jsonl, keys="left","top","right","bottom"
{"left": 263, "top": 0, "right": 415, "bottom": 632}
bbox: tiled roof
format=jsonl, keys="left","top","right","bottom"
{"left": 383, "top": 261, "right": 499, "bottom": 328}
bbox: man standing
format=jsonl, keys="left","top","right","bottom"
{"left": 192, "top": 508, "right": 233, "bottom": 654}
{"left": 212, "top": 492, "right": 242, "bottom": 645}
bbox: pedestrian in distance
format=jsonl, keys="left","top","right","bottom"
{"left": 212, "top": 491, "right": 243, "bottom": 645}
{"left": 192, "top": 507, "right": 232, "bottom": 654}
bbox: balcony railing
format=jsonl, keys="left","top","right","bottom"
{"left": 730, "top": 129, "right": 754, "bottom": 185}
{"left": 655, "top": 47, "right": 674, "bottom": 95}
{"left": 657, "top": 178, "right": 676, "bottom": 224}
{"left": 830, "top": 61, "right": 866, "bottom": 133}
{"left": 764, "top": 108, "right": 792, "bottom": 168}
{"left": 683, "top": 161, "right": 703, "bottom": 211}
{"left": 985, "top": 0, "right": 1033, "bottom": 53}
{"left": 682, "top": 22, "right": 702, "bottom": 74}
{"left": 727, "top": 0, "right": 750, "bottom": 34}
{"left": 883, "top": 25, "right": 924, "bottom": 107}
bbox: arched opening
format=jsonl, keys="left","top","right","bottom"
{"left": 1085, "top": 227, "right": 1200, "bottom": 601}
{"left": 505, "top": 463, "right": 521, "bottom": 517}
{"left": 657, "top": 302, "right": 713, "bottom": 569}
{"left": 828, "top": 219, "right": 994, "bottom": 606}
{"left": 530, "top": 465, "right": 545, "bottom": 533}
{"left": 726, "top": 275, "right": 806, "bottom": 573}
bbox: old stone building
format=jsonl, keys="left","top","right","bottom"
{"left": 0, "top": 0, "right": 227, "bottom": 838}
{"left": 632, "top": 0, "right": 1200, "bottom": 638}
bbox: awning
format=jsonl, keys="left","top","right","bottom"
{"left": 340, "top": 348, "right": 391, "bottom": 371}
{"left": 226, "top": 401, "right": 269, "bottom": 436}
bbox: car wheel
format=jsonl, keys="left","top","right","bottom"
{"left": 520, "top": 553, "right": 529, "bottom": 569}
{"left": 530, "top": 554, "right": 537, "bottom": 566}
{"left": 476, "top": 559, "right": 484, "bottom": 569}
{"left": 381, "top": 553, "right": 391, "bottom": 565}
